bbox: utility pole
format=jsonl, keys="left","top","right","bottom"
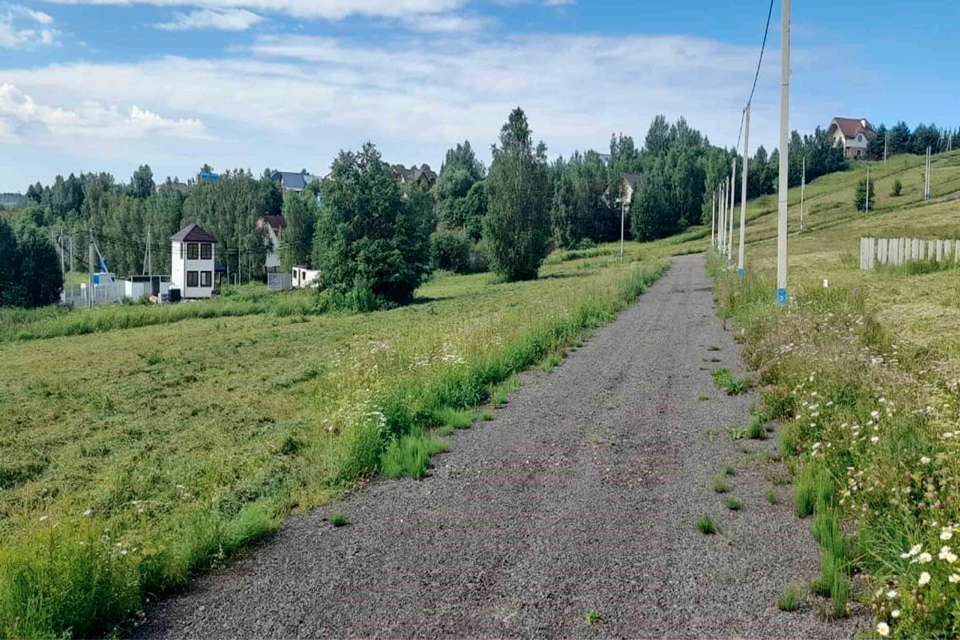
{"left": 800, "top": 157, "right": 805, "bottom": 230}
{"left": 866, "top": 165, "right": 870, "bottom": 214}
{"left": 738, "top": 104, "right": 750, "bottom": 279}
{"left": 88, "top": 227, "right": 95, "bottom": 308}
{"left": 719, "top": 183, "right": 725, "bottom": 253}
{"left": 710, "top": 194, "right": 717, "bottom": 249}
{"left": 727, "top": 176, "right": 734, "bottom": 262}
{"left": 58, "top": 226, "right": 65, "bottom": 289}
{"left": 925, "top": 146, "right": 931, "bottom": 200}
{"left": 728, "top": 160, "right": 736, "bottom": 265}
{"left": 147, "top": 224, "right": 152, "bottom": 282}
{"left": 776, "top": 0, "right": 790, "bottom": 306}
{"left": 619, "top": 189, "right": 625, "bottom": 262}
{"left": 69, "top": 234, "right": 76, "bottom": 306}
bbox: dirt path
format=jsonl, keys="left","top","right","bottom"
{"left": 133, "top": 254, "right": 856, "bottom": 639}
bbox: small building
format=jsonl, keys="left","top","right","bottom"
{"left": 292, "top": 265, "right": 320, "bottom": 289}
{"left": 393, "top": 164, "right": 437, "bottom": 190}
{"left": 271, "top": 170, "right": 322, "bottom": 193}
{"left": 827, "top": 117, "right": 875, "bottom": 159}
{"left": 257, "top": 214, "right": 286, "bottom": 273}
{"left": 170, "top": 223, "right": 217, "bottom": 299}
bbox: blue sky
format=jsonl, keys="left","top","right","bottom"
{"left": 1, "top": 0, "right": 958, "bottom": 192}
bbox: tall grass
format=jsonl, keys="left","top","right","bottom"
{"left": 0, "top": 259, "right": 670, "bottom": 639}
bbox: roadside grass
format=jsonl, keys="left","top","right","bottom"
{"left": 725, "top": 497, "right": 741, "bottom": 511}
{"left": 583, "top": 609, "right": 604, "bottom": 625}
{"left": 330, "top": 512, "right": 346, "bottom": 527}
{"left": 698, "top": 394, "right": 709, "bottom": 401}
{"left": 697, "top": 515, "right": 718, "bottom": 534}
{"left": 765, "top": 488, "right": 778, "bottom": 504}
{"left": 536, "top": 350, "right": 565, "bottom": 373}
{"left": 489, "top": 374, "right": 520, "bottom": 408}
{"left": 777, "top": 584, "right": 805, "bottom": 612}
{"left": 724, "top": 465, "right": 736, "bottom": 476}
{"left": 432, "top": 406, "right": 474, "bottom": 430}
{"left": 711, "top": 367, "right": 751, "bottom": 395}
{"left": 0, "top": 253, "right": 670, "bottom": 638}
{"left": 481, "top": 410, "right": 494, "bottom": 421}
{"left": 712, "top": 475, "right": 728, "bottom": 493}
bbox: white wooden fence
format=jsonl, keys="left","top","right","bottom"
{"left": 267, "top": 272, "right": 293, "bottom": 291}
{"left": 860, "top": 237, "right": 958, "bottom": 270}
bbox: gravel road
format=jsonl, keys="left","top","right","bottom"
{"left": 132, "top": 254, "right": 858, "bottom": 639}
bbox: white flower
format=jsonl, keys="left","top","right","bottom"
{"left": 892, "top": 609, "right": 901, "bottom": 618}
{"left": 919, "top": 552, "right": 933, "bottom": 564}
{"left": 939, "top": 546, "right": 953, "bottom": 560}
{"left": 922, "top": 456, "right": 932, "bottom": 464}
{"left": 871, "top": 436, "right": 880, "bottom": 443}
{"left": 886, "top": 589, "right": 898, "bottom": 599}
{"left": 942, "top": 529, "right": 954, "bottom": 541}
{"left": 812, "top": 442, "right": 821, "bottom": 450}
{"left": 919, "top": 571, "right": 931, "bottom": 585}
{"left": 39, "top": 515, "right": 48, "bottom": 522}
{"left": 902, "top": 544, "right": 923, "bottom": 558}
{"left": 951, "top": 574, "right": 960, "bottom": 584}
{"left": 871, "top": 411, "right": 880, "bottom": 418}
{"left": 877, "top": 622, "right": 890, "bottom": 637}
{"left": 121, "top": 550, "right": 127, "bottom": 555}
{"left": 82, "top": 509, "right": 92, "bottom": 517}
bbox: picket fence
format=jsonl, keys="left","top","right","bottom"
{"left": 859, "top": 237, "right": 959, "bottom": 270}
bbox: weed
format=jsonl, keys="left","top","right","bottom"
{"left": 698, "top": 394, "right": 709, "bottom": 401}
{"left": 489, "top": 374, "right": 520, "bottom": 408}
{"left": 765, "top": 488, "right": 778, "bottom": 504}
{"left": 724, "top": 465, "right": 737, "bottom": 476}
{"left": 776, "top": 584, "right": 805, "bottom": 612}
{"left": 727, "top": 427, "right": 748, "bottom": 441}
{"left": 711, "top": 367, "right": 752, "bottom": 395}
{"left": 712, "top": 476, "right": 728, "bottom": 493}
{"left": 330, "top": 512, "right": 346, "bottom": 527}
{"left": 481, "top": 411, "right": 494, "bottom": 421}
{"left": 725, "top": 497, "right": 741, "bottom": 511}
{"left": 537, "top": 350, "right": 564, "bottom": 373}
{"left": 707, "top": 346, "right": 721, "bottom": 352}
{"left": 704, "top": 428, "right": 717, "bottom": 442}
{"left": 697, "top": 514, "right": 718, "bottom": 534}
{"left": 584, "top": 609, "right": 603, "bottom": 625}
{"left": 432, "top": 406, "right": 474, "bottom": 430}
{"left": 746, "top": 411, "right": 766, "bottom": 440}
{"left": 380, "top": 430, "right": 449, "bottom": 479}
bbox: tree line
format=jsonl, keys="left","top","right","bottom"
{"left": 865, "top": 122, "right": 960, "bottom": 160}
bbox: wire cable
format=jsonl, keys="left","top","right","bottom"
{"left": 735, "top": 0, "right": 777, "bottom": 151}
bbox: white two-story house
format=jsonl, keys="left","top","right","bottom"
{"left": 171, "top": 223, "right": 217, "bottom": 299}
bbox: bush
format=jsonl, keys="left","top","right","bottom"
{"left": 890, "top": 178, "right": 902, "bottom": 197}
{"left": 855, "top": 177, "right": 875, "bottom": 212}
{"left": 430, "top": 228, "right": 471, "bottom": 273}
{"left": 313, "top": 142, "right": 433, "bottom": 305}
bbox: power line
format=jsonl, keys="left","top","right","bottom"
{"left": 735, "top": 0, "right": 777, "bottom": 151}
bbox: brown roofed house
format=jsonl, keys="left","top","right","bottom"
{"left": 827, "top": 118, "right": 875, "bottom": 159}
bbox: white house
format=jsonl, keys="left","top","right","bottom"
{"left": 257, "top": 215, "right": 286, "bottom": 273}
{"left": 827, "top": 117, "right": 875, "bottom": 159}
{"left": 292, "top": 265, "right": 320, "bottom": 289}
{"left": 171, "top": 223, "right": 217, "bottom": 299}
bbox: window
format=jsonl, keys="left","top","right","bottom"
{"left": 187, "top": 243, "right": 199, "bottom": 260}
{"left": 179, "top": 243, "right": 183, "bottom": 259}
{"left": 200, "top": 243, "right": 212, "bottom": 260}
{"left": 187, "top": 271, "right": 198, "bottom": 287}
{"left": 200, "top": 271, "right": 212, "bottom": 287}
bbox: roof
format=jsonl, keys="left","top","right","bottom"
{"left": 620, "top": 172, "right": 642, "bottom": 190}
{"left": 271, "top": 170, "right": 321, "bottom": 191}
{"left": 829, "top": 117, "right": 874, "bottom": 139}
{"left": 170, "top": 223, "right": 217, "bottom": 244}
{"left": 258, "top": 214, "right": 287, "bottom": 232}
{"left": 393, "top": 164, "right": 437, "bottom": 184}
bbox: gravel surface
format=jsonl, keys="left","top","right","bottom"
{"left": 132, "top": 254, "right": 860, "bottom": 639}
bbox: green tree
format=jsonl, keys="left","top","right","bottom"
{"left": 313, "top": 142, "right": 433, "bottom": 305}
{"left": 0, "top": 218, "right": 22, "bottom": 306}
{"left": 130, "top": 164, "right": 155, "bottom": 199}
{"left": 12, "top": 220, "right": 62, "bottom": 308}
{"left": 279, "top": 190, "right": 316, "bottom": 271}
{"left": 483, "top": 108, "right": 551, "bottom": 282}
{"left": 631, "top": 164, "right": 673, "bottom": 241}
{"left": 434, "top": 141, "right": 485, "bottom": 235}
{"left": 888, "top": 121, "right": 911, "bottom": 155}
{"left": 644, "top": 115, "right": 672, "bottom": 156}
{"left": 461, "top": 180, "right": 487, "bottom": 241}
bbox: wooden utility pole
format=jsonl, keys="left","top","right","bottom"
{"left": 776, "top": 0, "right": 790, "bottom": 306}
{"left": 738, "top": 104, "right": 750, "bottom": 279}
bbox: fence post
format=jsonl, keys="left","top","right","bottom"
{"left": 868, "top": 237, "right": 876, "bottom": 269}
{"left": 860, "top": 238, "right": 866, "bottom": 270}
{"left": 900, "top": 238, "right": 907, "bottom": 266}
{"left": 937, "top": 240, "right": 944, "bottom": 263}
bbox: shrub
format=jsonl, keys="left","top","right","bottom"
{"left": 890, "top": 178, "right": 902, "bottom": 197}
{"left": 697, "top": 514, "right": 717, "bottom": 534}
{"left": 430, "top": 227, "right": 472, "bottom": 273}
{"left": 776, "top": 584, "right": 805, "bottom": 612}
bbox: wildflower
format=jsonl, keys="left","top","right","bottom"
{"left": 951, "top": 574, "right": 960, "bottom": 584}
{"left": 871, "top": 411, "right": 880, "bottom": 418}
{"left": 892, "top": 609, "right": 901, "bottom": 618}
{"left": 886, "top": 589, "right": 898, "bottom": 599}
{"left": 871, "top": 436, "right": 880, "bottom": 444}
{"left": 121, "top": 550, "right": 127, "bottom": 555}
{"left": 902, "top": 544, "right": 923, "bottom": 558}
{"left": 82, "top": 509, "right": 92, "bottom": 517}
{"left": 942, "top": 528, "right": 954, "bottom": 541}
{"left": 812, "top": 442, "right": 821, "bottom": 450}
{"left": 919, "top": 572, "right": 931, "bottom": 586}
{"left": 877, "top": 622, "right": 890, "bottom": 637}
{"left": 919, "top": 552, "right": 933, "bottom": 564}
{"left": 39, "top": 515, "right": 48, "bottom": 522}
{"left": 939, "top": 546, "right": 954, "bottom": 560}
{"left": 922, "top": 456, "right": 932, "bottom": 464}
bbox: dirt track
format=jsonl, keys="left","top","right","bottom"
{"left": 132, "top": 254, "right": 857, "bottom": 639}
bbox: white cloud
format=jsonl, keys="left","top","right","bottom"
{"left": 400, "top": 13, "right": 494, "bottom": 32}
{"left": 43, "top": 0, "right": 463, "bottom": 20}
{"left": 0, "top": 4, "right": 60, "bottom": 49}
{"left": 0, "top": 83, "right": 209, "bottom": 143}
{"left": 0, "top": 32, "right": 857, "bottom": 189}
{"left": 155, "top": 8, "right": 263, "bottom": 31}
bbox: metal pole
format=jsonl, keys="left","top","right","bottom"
{"left": 711, "top": 191, "right": 715, "bottom": 250}
{"left": 619, "top": 193, "right": 625, "bottom": 262}
{"left": 727, "top": 176, "right": 734, "bottom": 261}
{"left": 59, "top": 226, "right": 65, "bottom": 288}
{"left": 88, "top": 227, "right": 95, "bottom": 308}
{"left": 148, "top": 224, "right": 152, "bottom": 280}
{"left": 738, "top": 104, "right": 750, "bottom": 279}
{"left": 728, "top": 160, "right": 736, "bottom": 265}
{"left": 719, "top": 183, "right": 724, "bottom": 253}
{"left": 776, "top": 0, "right": 790, "bottom": 306}
{"left": 70, "top": 235, "right": 75, "bottom": 305}
{"left": 800, "top": 157, "right": 805, "bottom": 230}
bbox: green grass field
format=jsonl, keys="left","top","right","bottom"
{"left": 0, "top": 248, "right": 668, "bottom": 639}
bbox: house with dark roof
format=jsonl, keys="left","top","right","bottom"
{"left": 170, "top": 223, "right": 217, "bottom": 299}
{"left": 271, "top": 170, "right": 322, "bottom": 192}
{"left": 393, "top": 164, "right": 437, "bottom": 189}
{"left": 257, "top": 214, "right": 286, "bottom": 273}
{"left": 827, "top": 118, "right": 875, "bottom": 159}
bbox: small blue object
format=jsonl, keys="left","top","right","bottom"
{"left": 738, "top": 268, "right": 744, "bottom": 279}
{"left": 777, "top": 288, "right": 787, "bottom": 306}
{"left": 727, "top": 257, "right": 732, "bottom": 266}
